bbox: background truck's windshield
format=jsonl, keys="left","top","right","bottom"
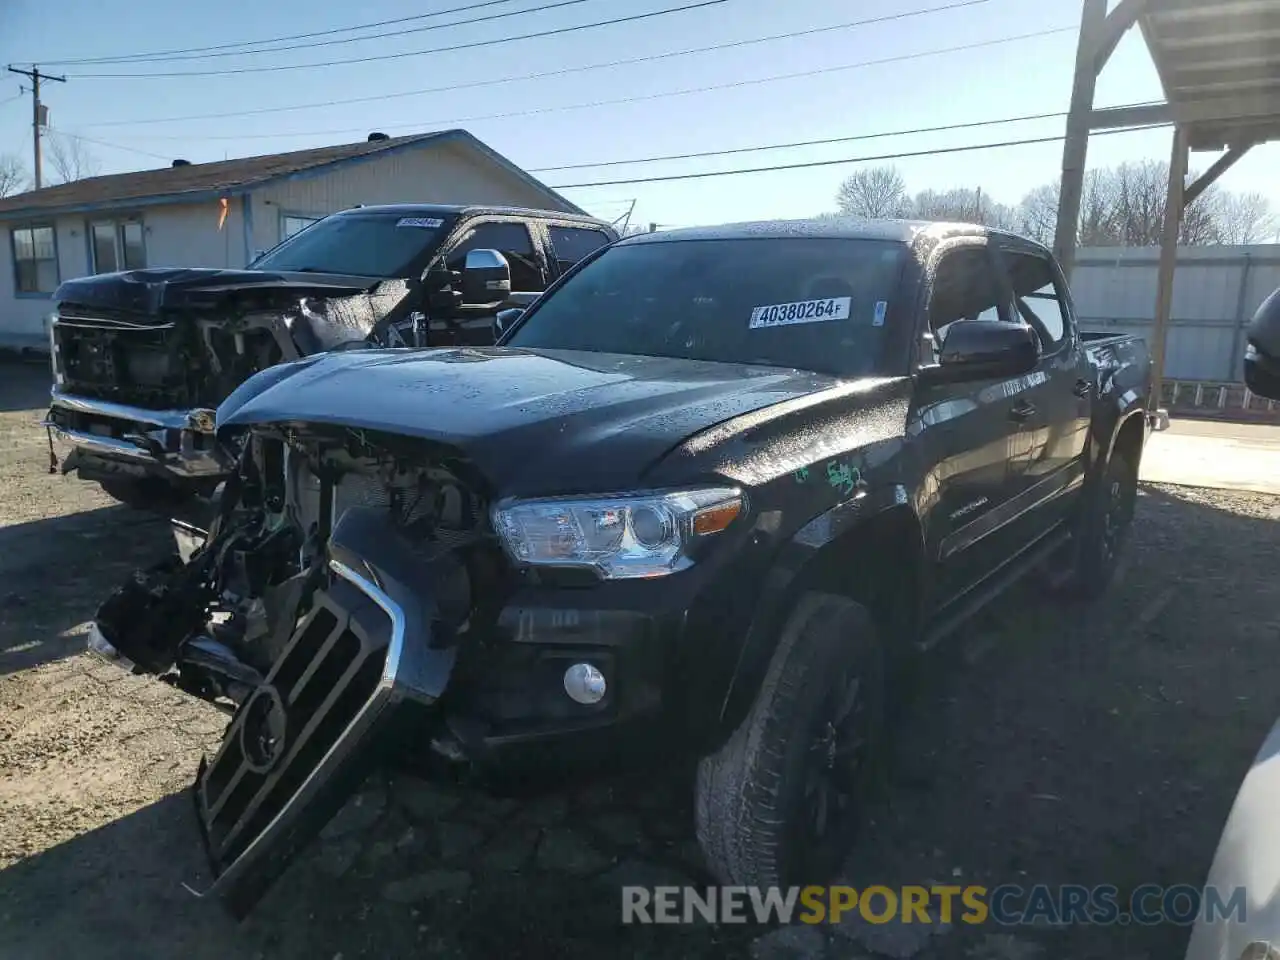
{"left": 250, "top": 212, "right": 453, "bottom": 277}
{"left": 506, "top": 237, "right": 906, "bottom": 377}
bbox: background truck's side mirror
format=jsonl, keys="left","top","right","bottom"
{"left": 493, "top": 307, "right": 523, "bottom": 341}
{"left": 461, "top": 249, "right": 511, "bottom": 309}
{"left": 924, "top": 320, "right": 1039, "bottom": 383}
{"left": 1244, "top": 288, "right": 1280, "bottom": 401}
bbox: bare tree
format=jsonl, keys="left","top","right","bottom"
{"left": 827, "top": 159, "right": 1274, "bottom": 249}
{"left": 44, "top": 132, "right": 101, "bottom": 185}
{"left": 910, "top": 187, "right": 978, "bottom": 223}
{"left": 1022, "top": 163, "right": 1230, "bottom": 248}
{"left": 835, "top": 166, "right": 909, "bottom": 218}
{"left": 1208, "top": 190, "right": 1277, "bottom": 245}
{"left": 1077, "top": 170, "right": 1122, "bottom": 246}
{"left": 907, "top": 186, "right": 1016, "bottom": 229}
{"left": 0, "top": 154, "right": 27, "bottom": 198}
{"left": 1017, "top": 182, "right": 1059, "bottom": 245}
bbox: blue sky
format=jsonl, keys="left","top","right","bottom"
{"left": 2, "top": 0, "right": 1277, "bottom": 229}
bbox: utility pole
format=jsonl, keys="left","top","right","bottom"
{"left": 7, "top": 65, "right": 66, "bottom": 190}
{"left": 611, "top": 199, "right": 636, "bottom": 236}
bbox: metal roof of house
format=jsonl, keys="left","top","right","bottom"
{"left": 1139, "top": 0, "right": 1280, "bottom": 151}
{"left": 0, "top": 129, "right": 587, "bottom": 219}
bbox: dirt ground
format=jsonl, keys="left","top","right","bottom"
{"left": 2, "top": 359, "right": 1279, "bottom": 960}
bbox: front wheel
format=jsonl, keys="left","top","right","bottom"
{"left": 694, "top": 592, "right": 885, "bottom": 888}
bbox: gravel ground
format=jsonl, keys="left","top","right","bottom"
{"left": 1, "top": 359, "right": 1278, "bottom": 960}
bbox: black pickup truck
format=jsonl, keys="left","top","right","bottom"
{"left": 44, "top": 204, "right": 618, "bottom": 508}
{"left": 90, "top": 217, "right": 1161, "bottom": 916}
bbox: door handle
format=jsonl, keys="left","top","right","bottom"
{"left": 1009, "top": 399, "right": 1036, "bottom": 421}
{"left": 1073, "top": 378, "right": 1093, "bottom": 398}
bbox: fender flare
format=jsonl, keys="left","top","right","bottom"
{"left": 707, "top": 482, "right": 920, "bottom": 746}
{"left": 1105, "top": 405, "right": 1149, "bottom": 465}
{"left": 1083, "top": 386, "right": 1148, "bottom": 493}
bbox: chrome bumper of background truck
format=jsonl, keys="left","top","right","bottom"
{"left": 44, "top": 388, "right": 230, "bottom": 478}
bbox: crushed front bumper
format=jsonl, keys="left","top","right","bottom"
{"left": 94, "top": 506, "right": 677, "bottom": 917}
{"left": 45, "top": 387, "right": 229, "bottom": 480}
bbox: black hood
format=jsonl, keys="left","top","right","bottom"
{"left": 217, "top": 347, "right": 880, "bottom": 497}
{"left": 54, "top": 267, "right": 392, "bottom": 316}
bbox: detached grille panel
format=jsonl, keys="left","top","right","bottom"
{"left": 195, "top": 575, "right": 394, "bottom": 900}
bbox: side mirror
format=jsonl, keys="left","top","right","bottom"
{"left": 461, "top": 248, "right": 511, "bottom": 308}
{"left": 1244, "top": 288, "right": 1280, "bottom": 401}
{"left": 925, "top": 320, "right": 1039, "bottom": 383}
{"left": 493, "top": 307, "right": 523, "bottom": 341}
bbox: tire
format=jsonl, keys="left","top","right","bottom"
{"left": 694, "top": 592, "right": 885, "bottom": 888}
{"left": 1065, "top": 447, "right": 1139, "bottom": 600}
{"left": 99, "top": 477, "right": 194, "bottom": 512}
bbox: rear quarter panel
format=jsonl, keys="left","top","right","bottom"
{"left": 1086, "top": 335, "right": 1153, "bottom": 465}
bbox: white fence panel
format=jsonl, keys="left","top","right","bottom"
{"left": 1071, "top": 245, "right": 1280, "bottom": 383}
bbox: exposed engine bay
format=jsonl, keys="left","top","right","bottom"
{"left": 90, "top": 422, "right": 513, "bottom": 914}
{"left": 52, "top": 277, "right": 418, "bottom": 411}
{"left": 94, "top": 422, "right": 499, "bottom": 710}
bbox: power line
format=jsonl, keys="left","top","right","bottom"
{"left": 547, "top": 124, "right": 1172, "bottom": 189}
{"left": 37, "top": 0, "right": 536, "bottom": 65}
{"left": 0, "top": 93, "right": 24, "bottom": 107}
{"left": 48, "top": 129, "right": 175, "bottom": 162}
{"left": 61, "top": 0, "right": 731, "bottom": 78}
{"left": 80, "top": 0, "right": 990, "bottom": 128}
{"left": 529, "top": 109, "right": 1075, "bottom": 172}
{"left": 99, "top": 26, "right": 1077, "bottom": 141}
{"left": 54, "top": 0, "right": 599, "bottom": 66}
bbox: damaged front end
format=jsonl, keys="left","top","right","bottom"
{"left": 45, "top": 270, "right": 419, "bottom": 490}
{"left": 92, "top": 422, "right": 505, "bottom": 916}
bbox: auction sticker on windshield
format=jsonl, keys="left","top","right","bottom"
{"left": 397, "top": 217, "right": 445, "bottom": 228}
{"left": 750, "top": 297, "right": 852, "bottom": 329}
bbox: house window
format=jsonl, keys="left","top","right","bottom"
{"left": 89, "top": 220, "right": 146, "bottom": 273}
{"left": 11, "top": 225, "right": 58, "bottom": 294}
{"left": 281, "top": 214, "right": 321, "bottom": 240}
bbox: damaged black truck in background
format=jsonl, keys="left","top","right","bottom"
{"left": 89, "top": 218, "right": 1164, "bottom": 918}
{"left": 44, "top": 204, "right": 618, "bottom": 509}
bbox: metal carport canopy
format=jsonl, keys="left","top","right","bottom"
{"left": 1055, "top": 0, "right": 1280, "bottom": 409}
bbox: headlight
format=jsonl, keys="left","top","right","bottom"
{"left": 491, "top": 487, "right": 743, "bottom": 580}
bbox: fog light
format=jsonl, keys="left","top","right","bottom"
{"left": 563, "top": 663, "right": 606, "bottom": 705}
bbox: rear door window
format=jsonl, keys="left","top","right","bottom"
{"left": 1004, "top": 250, "right": 1069, "bottom": 351}
{"left": 548, "top": 225, "right": 612, "bottom": 275}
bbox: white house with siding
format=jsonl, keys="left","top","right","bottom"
{"left": 0, "top": 129, "right": 586, "bottom": 350}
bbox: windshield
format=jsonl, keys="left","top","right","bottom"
{"left": 506, "top": 237, "right": 907, "bottom": 377}
{"left": 250, "top": 212, "right": 455, "bottom": 278}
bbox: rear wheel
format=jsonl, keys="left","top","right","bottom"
{"left": 1065, "top": 448, "right": 1139, "bottom": 599}
{"left": 694, "top": 593, "right": 885, "bottom": 887}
